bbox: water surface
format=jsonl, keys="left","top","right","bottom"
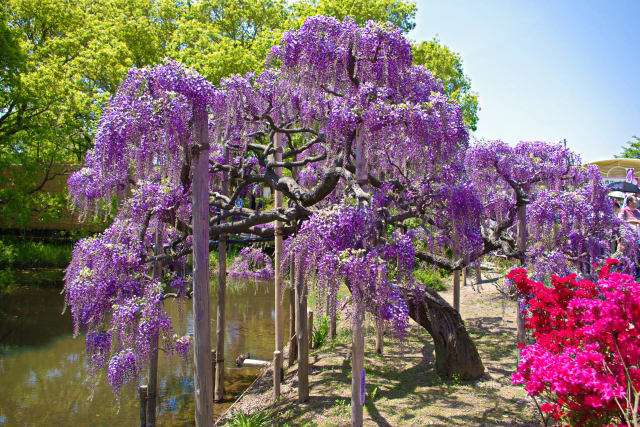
{"left": 0, "top": 280, "right": 288, "bottom": 426}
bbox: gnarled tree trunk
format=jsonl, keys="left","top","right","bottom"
{"left": 402, "top": 286, "right": 484, "bottom": 380}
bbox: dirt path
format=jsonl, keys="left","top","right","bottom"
{"left": 219, "top": 271, "right": 539, "bottom": 426}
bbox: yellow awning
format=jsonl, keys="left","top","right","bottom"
{"left": 588, "top": 159, "right": 640, "bottom": 178}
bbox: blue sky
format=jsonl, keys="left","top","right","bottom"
{"left": 408, "top": 0, "right": 640, "bottom": 163}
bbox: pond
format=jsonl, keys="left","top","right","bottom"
{"left": 0, "top": 277, "right": 289, "bottom": 426}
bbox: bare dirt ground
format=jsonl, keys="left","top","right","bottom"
{"left": 218, "top": 271, "right": 539, "bottom": 426}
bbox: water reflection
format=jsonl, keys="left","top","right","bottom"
{"left": 0, "top": 280, "right": 288, "bottom": 426}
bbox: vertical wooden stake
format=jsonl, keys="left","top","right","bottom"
{"left": 273, "top": 132, "right": 284, "bottom": 392}
{"left": 211, "top": 350, "right": 217, "bottom": 387}
{"left": 288, "top": 159, "right": 299, "bottom": 367}
{"left": 147, "top": 227, "right": 163, "bottom": 426}
{"left": 329, "top": 309, "right": 337, "bottom": 340}
{"left": 351, "top": 301, "right": 365, "bottom": 427}
{"left": 354, "top": 126, "right": 367, "bottom": 185}
{"left": 351, "top": 126, "right": 366, "bottom": 426}
{"left": 215, "top": 144, "right": 230, "bottom": 402}
{"left": 461, "top": 266, "right": 467, "bottom": 288}
{"left": 516, "top": 204, "right": 527, "bottom": 345}
{"left": 191, "top": 104, "right": 213, "bottom": 426}
{"left": 139, "top": 385, "right": 148, "bottom": 427}
{"left": 295, "top": 256, "right": 309, "bottom": 402}
{"left": 475, "top": 260, "right": 482, "bottom": 283}
{"left": 307, "top": 310, "right": 314, "bottom": 349}
{"left": 288, "top": 282, "right": 297, "bottom": 367}
{"left": 375, "top": 317, "right": 384, "bottom": 355}
{"left": 273, "top": 350, "right": 282, "bottom": 401}
{"left": 453, "top": 270, "right": 461, "bottom": 313}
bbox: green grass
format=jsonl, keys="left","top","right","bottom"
{"left": 312, "top": 315, "right": 330, "bottom": 349}
{"left": 16, "top": 241, "right": 72, "bottom": 268}
{"left": 224, "top": 409, "right": 273, "bottom": 427}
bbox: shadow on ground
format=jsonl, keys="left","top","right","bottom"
{"left": 224, "top": 276, "right": 539, "bottom": 426}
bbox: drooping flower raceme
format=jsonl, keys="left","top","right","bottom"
{"left": 229, "top": 247, "right": 275, "bottom": 283}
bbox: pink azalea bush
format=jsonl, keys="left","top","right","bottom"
{"left": 510, "top": 259, "right": 640, "bottom": 426}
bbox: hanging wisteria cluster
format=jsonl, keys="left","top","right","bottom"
{"left": 283, "top": 203, "right": 413, "bottom": 338}
{"left": 65, "top": 61, "right": 224, "bottom": 393}
{"left": 229, "top": 247, "right": 275, "bottom": 283}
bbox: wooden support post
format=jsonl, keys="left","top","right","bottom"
{"left": 375, "top": 317, "right": 384, "bottom": 355}
{"left": 273, "top": 132, "right": 284, "bottom": 393}
{"left": 307, "top": 310, "right": 314, "bottom": 349}
{"left": 295, "top": 256, "right": 309, "bottom": 402}
{"left": 147, "top": 336, "right": 159, "bottom": 426}
{"left": 215, "top": 144, "right": 230, "bottom": 403}
{"left": 351, "top": 302, "right": 365, "bottom": 427}
{"left": 273, "top": 350, "right": 282, "bottom": 401}
{"left": 288, "top": 284, "right": 297, "bottom": 367}
{"left": 146, "top": 228, "right": 163, "bottom": 427}
{"left": 288, "top": 162, "right": 299, "bottom": 367}
{"left": 475, "top": 260, "right": 482, "bottom": 283}
{"left": 453, "top": 270, "right": 461, "bottom": 313}
{"left": 191, "top": 104, "right": 213, "bottom": 426}
{"left": 461, "top": 266, "right": 467, "bottom": 288}
{"left": 329, "top": 309, "right": 337, "bottom": 340}
{"left": 211, "top": 350, "right": 216, "bottom": 387}
{"left": 351, "top": 126, "right": 367, "bottom": 427}
{"left": 516, "top": 204, "right": 527, "bottom": 345}
{"left": 139, "top": 385, "right": 148, "bottom": 427}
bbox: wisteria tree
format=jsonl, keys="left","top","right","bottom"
{"left": 64, "top": 15, "right": 489, "bottom": 425}
{"left": 466, "top": 140, "right": 637, "bottom": 276}
{"left": 464, "top": 140, "right": 639, "bottom": 342}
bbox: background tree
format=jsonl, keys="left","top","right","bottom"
{"left": 618, "top": 135, "right": 640, "bottom": 158}
{"left": 465, "top": 140, "right": 638, "bottom": 280}
{"left": 168, "top": 0, "right": 417, "bottom": 83}
{"left": 2, "top": 0, "right": 483, "bottom": 231}
{"left": 412, "top": 38, "right": 479, "bottom": 131}
{"left": 289, "top": 0, "right": 417, "bottom": 31}
{"left": 0, "top": 0, "right": 175, "bottom": 226}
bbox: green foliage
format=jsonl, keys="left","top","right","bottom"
{"left": 413, "top": 266, "right": 446, "bottom": 291}
{"left": 224, "top": 409, "right": 272, "bottom": 427}
{"left": 171, "top": 0, "right": 417, "bottom": 84}
{"left": 312, "top": 315, "right": 330, "bottom": 349}
{"left": 0, "top": 240, "right": 71, "bottom": 269}
{"left": 0, "top": 240, "right": 17, "bottom": 268}
{"left": 0, "top": 239, "right": 70, "bottom": 289}
{"left": 617, "top": 135, "right": 640, "bottom": 159}
{"left": 1, "top": 0, "right": 480, "bottom": 230}
{"left": 289, "top": 0, "right": 417, "bottom": 32}
{"left": 0, "top": 268, "right": 15, "bottom": 289}
{"left": 412, "top": 38, "right": 479, "bottom": 131}
{"left": 370, "top": 385, "right": 379, "bottom": 401}
{"left": 1, "top": 0, "right": 173, "bottom": 225}
{"left": 169, "top": 0, "right": 288, "bottom": 83}
{"left": 209, "top": 244, "right": 240, "bottom": 270}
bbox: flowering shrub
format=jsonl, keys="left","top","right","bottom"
{"left": 228, "top": 247, "right": 274, "bottom": 283}
{"left": 510, "top": 260, "right": 640, "bottom": 426}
